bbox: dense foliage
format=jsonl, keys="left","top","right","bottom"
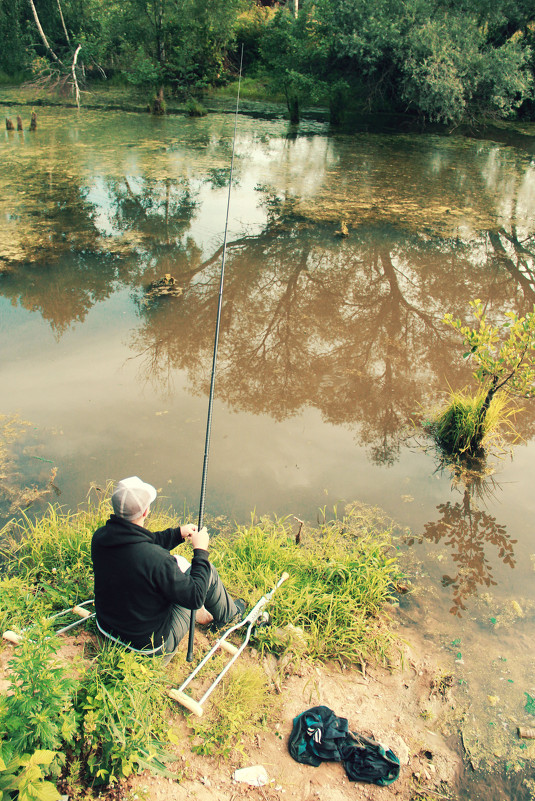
{"left": 1, "top": 0, "right": 533, "bottom": 122}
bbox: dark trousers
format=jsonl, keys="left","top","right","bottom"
{"left": 158, "top": 564, "right": 238, "bottom": 663}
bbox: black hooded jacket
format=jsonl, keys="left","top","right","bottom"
{"left": 91, "top": 514, "right": 211, "bottom": 649}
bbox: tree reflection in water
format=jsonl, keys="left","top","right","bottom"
{"left": 130, "top": 211, "right": 535, "bottom": 466}
{"left": 421, "top": 470, "right": 516, "bottom": 617}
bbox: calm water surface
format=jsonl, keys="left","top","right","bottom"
{"left": 1, "top": 106, "right": 535, "bottom": 798}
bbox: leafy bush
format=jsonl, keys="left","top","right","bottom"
{"left": 0, "top": 747, "right": 61, "bottom": 801}
{"left": 74, "top": 646, "right": 175, "bottom": 785}
{"left": 0, "top": 627, "right": 76, "bottom": 758}
{"left": 0, "top": 627, "right": 75, "bottom": 801}
{"left": 0, "top": 633, "right": 175, "bottom": 796}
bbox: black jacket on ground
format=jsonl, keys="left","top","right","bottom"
{"left": 91, "top": 514, "right": 211, "bottom": 649}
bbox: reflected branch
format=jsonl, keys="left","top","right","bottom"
{"left": 422, "top": 473, "right": 517, "bottom": 616}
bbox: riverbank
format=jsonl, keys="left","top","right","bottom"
{"left": 0, "top": 497, "right": 424, "bottom": 798}
{"left": 1, "top": 82, "right": 534, "bottom": 147}
{"left": 1, "top": 498, "right": 534, "bottom": 799}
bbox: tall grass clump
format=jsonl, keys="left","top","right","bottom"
{"left": 211, "top": 505, "right": 403, "bottom": 665}
{"left": 0, "top": 500, "right": 108, "bottom": 622}
{"left": 425, "top": 387, "right": 517, "bottom": 458}
{"left": 190, "top": 662, "right": 275, "bottom": 759}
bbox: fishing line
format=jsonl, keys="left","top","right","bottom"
{"left": 186, "top": 46, "right": 244, "bottom": 662}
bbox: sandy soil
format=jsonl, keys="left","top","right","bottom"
{"left": 127, "top": 618, "right": 462, "bottom": 801}
{"left": 0, "top": 615, "right": 462, "bottom": 801}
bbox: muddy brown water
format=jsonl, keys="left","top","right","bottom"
{"left": 1, "top": 106, "right": 535, "bottom": 799}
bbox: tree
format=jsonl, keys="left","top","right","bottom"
{"left": 0, "top": 0, "right": 27, "bottom": 74}
{"left": 106, "top": 0, "right": 243, "bottom": 93}
{"left": 259, "top": 8, "right": 327, "bottom": 123}
{"left": 441, "top": 299, "right": 535, "bottom": 453}
{"left": 313, "top": 0, "right": 534, "bottom": 123}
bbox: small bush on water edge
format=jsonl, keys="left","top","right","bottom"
{"left": 424, "top": 386, "right": 518, "bottom": 459}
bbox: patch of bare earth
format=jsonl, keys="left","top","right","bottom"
{"left": 130, "top": 620, "right": 461, "bottom": 801}
{"left": 0, "top": 619, "right": 461, "bottom": 801}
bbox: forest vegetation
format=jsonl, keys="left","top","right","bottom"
{"left": 0, "top": 0, "right": 534, "bottom": 124}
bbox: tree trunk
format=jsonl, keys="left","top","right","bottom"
{"left": 473, "top": 376, "right": 498, "bottom": 449}
{"left": 56, "top": 0, "right": 71, "bottom": 46}
{"left": 71, "top": 44, "right": 82, "bottom": 108}
{"left": 152, "top": 86, "right": 166, "bottom": 115}
{"left": 28, "top": 0, "right": 63, "bottom": 65}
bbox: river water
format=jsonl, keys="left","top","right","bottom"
{"left": 1, "top": 105, "right": 535, "bottom": 798}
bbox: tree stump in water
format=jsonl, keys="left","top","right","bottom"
{"left": 6, "top": 118, "right": 14, "bottom": 131}
{"left": 151, "top": 87, "right": 166, "bottom": 116}
{"left": 144, "top": 274, "right": 183, "bottom": 300}
{"left": 17, "top": 116, "right": 23, "bottom": 131}
{"left": 30, "top": 112, "right": 37, "bottom": 131}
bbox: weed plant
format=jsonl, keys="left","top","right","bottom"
{"left": 210, "top": 506, "right": 402, "bottom": 665}
{"left": 74, "top": 645, "right": 174, "bottom": 785}
{"left": 0, "top": 625, "right": 76, "bottom": 758}
{"left": 0, "top": 633, "right": 175, "bottom": 798}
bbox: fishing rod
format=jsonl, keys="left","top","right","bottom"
{"left": 187, "top": 46, "right": 244, "bottom": 663}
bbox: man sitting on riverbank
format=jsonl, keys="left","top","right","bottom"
{"left": 91, "top": 476, "right": 244, "bottom": 662}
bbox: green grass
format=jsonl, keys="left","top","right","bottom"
{"left": 210, "top": 76, "right": 286, "bottom": 104}
{"left": 0, "top": 495, "right": 403, "bottom": 793}
{"left": 425, "top": 386, "right": 518, "bottom": 459}
{"left": 0, "top": 496, "right": 402, "bottom": 665}
{"left": 210, "top": 505, "right": 403, "bottom": 665}
{"left": 189, "top": 661, "right": 275, "bottom": 759}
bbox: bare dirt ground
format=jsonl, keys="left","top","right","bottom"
{"left": 0, "top": 616, "right": 462, "bottom": 801}
{"left": 128, "top": 618, "right": 462, "bottom": 801}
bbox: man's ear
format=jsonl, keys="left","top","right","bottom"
{"left": 142, "top": 506, "right": 150, "bottom": 519}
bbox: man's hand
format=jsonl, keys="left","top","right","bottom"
{"left": 180, "top": 523, "right": 198, "bottom": 540}
{"left": 181, "top": 524, "right": 209, "bottom": 551}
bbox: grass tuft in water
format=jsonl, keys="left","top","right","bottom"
{"left": 424, "top": 386, "right": 518, "bottom": 459}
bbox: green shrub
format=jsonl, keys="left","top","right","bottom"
{"left": 0, "top": 627, "right": 75, "bottom": 801}
{"left": 0, "top": 632, "right": 175, "bottom": 795}
{"left": 185, "top": 97, "right": 207, "bottom": 116}
{"left": 74, "top": 646, "right": 175, "bottom": 785}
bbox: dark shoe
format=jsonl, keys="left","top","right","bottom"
{"left": 232, "top": 598, "right": 247, "bottom": 621}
